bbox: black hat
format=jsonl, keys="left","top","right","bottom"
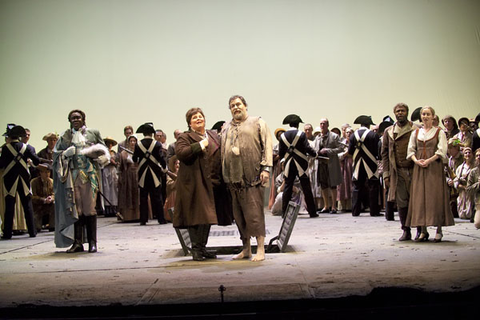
{"left": 383, "top": 115, "right": 394, "bottom": 123}
{"left": 7, "top": 125, "right": 27, "bottom": 139}
{"left": 211, "top": 121, "right": 225, "bottom": 132}
{"left": 353, "top": 115, "right": 375, "bottom": 126}
{"left": 411, "top": 107, "right": 422, "bottom": 122}
{"left": 282, "top": 114, "right": 303, "bottom": 125}
{"left": 2, "top": 123, "right": 16, "bottom": 137}
{"left": 136, "top": 122, "right": 155, "bottom": 135}
{"left": 378, "top": 121, "right": 393, "bottom": 134}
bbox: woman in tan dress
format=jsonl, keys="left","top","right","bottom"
{"left": 406, "top": 106, "right": 454, "bottom": 242}
{"left": 117, "top": 135, "right": 142, "bottom": 222}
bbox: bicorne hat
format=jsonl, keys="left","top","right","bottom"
{"left": 282, "top": 114, "right": 303, "bottom": 125}
{"left": 353, "top": 115, "right": 375, "bottom": 126}
{"left": 136, "top": 122, "right": 156, "bottom": 135}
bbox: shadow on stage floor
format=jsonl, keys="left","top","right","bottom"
{"left": 2, "top": 286, "right": 478, "bottom": 320}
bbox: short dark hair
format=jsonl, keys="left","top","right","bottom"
{"left": 228, "top": 95, "right": 247, "bottom": 109}
{"left": 68, "top": 109, "right": 86, "bottom": 125}
{"left": 185, "top": 108, "right": 205, "bottom": 129}
{"left": 124, "top": 125, "right": 133, "bottom": 134}
{"left": 393, "top": 103, "right": 409, "bottom": 114}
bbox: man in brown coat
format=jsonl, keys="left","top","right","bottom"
{"left": 31, "top": 163, "right": 55, "bottom": 232}
{"left": 221, "top": 95, "right": 273, "bottom": 262}
{"left": 382, "top": 103, "right": 421, "bottom": 241}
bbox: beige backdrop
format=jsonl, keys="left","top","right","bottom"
{"left": 1, "top": 0, "right": 479, "bottom": 149}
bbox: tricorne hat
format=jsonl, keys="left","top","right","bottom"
{"left": 211, "top": 120, "right": 225, "bottom": 132}
{"left": 7, "top": 125, "right": 27, "bottom": 138}
{"left": 42, "top": 132, "right": 59, "bottom": 141}
{"left": 136, "top": 122, "right": 155, "bottom": 135}
{"left": 282, "top": 114, "right": 303, "bottom": 125}
{"left": 410, "top": 107, "right": 422, "bottom": 122}
{"left": 2, "top": 123, "right": 16, "bottom": 137}
{"left": 353, "top": 115, "right": 375, "bottom": 126}
{"left": 378, "top": 121, "right": 393, "bottom": 135}
{"left": 383, "top": 115, "right": 394, "bottom": 123}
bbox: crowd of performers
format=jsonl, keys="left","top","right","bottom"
{"left": 1, "top": 97, "right": 479, "bottom": 261}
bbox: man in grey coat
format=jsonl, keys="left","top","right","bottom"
{"left": 314, "top": 118, "right": 343, "bottom": 214}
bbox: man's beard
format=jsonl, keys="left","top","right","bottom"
{"left": 233, "top": 112, "right": 246, "bottom": 121}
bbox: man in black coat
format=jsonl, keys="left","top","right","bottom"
{"left": 0, "top": 125, "right": 40, "bottom": 239}
{"left": 133, "top": 123, "right": 167, "bottom": 225}
{"left": 278, "top": 114, "right": 319, "bottom": 218}
{"left": 348, "top": 115, "right": 381, "bottom": 217}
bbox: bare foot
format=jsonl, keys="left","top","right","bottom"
{"left": 251, "top": 236, "right": 265, "bottom": 262}
{"left": 251, "top": 252, "right": 265, "bottom": 262}
{"left": 232, "top": 249, "right": 251, "bottom": 260}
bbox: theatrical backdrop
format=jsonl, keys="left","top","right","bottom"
{"left": 1, "top": 0, "right": 479, "bottom": 148}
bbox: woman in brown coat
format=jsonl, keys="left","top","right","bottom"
{"left": 173, "top": 108, "right": 219, "bottom": 261}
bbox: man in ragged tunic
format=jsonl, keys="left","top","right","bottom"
{"left": 53, "top": 109, "right": 109, "bottom": 253}
{"left": 221, "top": 95, "right": 273, "bottom": 262}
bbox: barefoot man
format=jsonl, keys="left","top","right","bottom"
{"left": 221, "top": 95, "right": 273, "bottom": 261}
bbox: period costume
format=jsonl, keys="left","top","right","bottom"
{"left": 0, "top": 127, "right": 40, "bottom": 239}
{"left": 313, "top": 131, "right": 343, "bottom": 188}
{"left": 270, "top": 172, "right": 306, "bottom": 216}
{"left": 174, "top": 129, "right": 218, "bottom": 228}
{"left": 454, "top": 161, "right": 474, "bottom": 220}
{"left": 221, "top": 116, "right": 273, "bottom": 239}
{"left": 337, "top": 142, "right": 353, "bottom": 207}
{"left": 382, "top": 120, "right": 419, "bottom": 236}
{"left": 117, "top": 148, "right": 143, "bottom": 222}
{"left": 133, "top": 124, "right": 167, "bottom": 225}
{"left": 37, "top": 147, "right": 54, "bottom": 164}
{"left": 466, "top": 166, "right": 480, "bottom": 228}
{"left": 472, "top": 128, "right": 480, "bottom": 153}
{"left": 406, "top": 127, "right": 454, "bottom": 228}
{"left": 348, "top": 119, "right": 381, "bottom": 217}
{"left": 31, "top": 171, "right": 55, "bottom": 231}
{"left": 279, "top": 124, "right": 318, "bottom": 218}
{"left": 446, "top": 146, "right": 463, "bottom": 218}
{"left": 101, "top": 138, "right": 119, "bottom": 217}
{"left": 53, "top": 125, "right": 109, "bottom": 252}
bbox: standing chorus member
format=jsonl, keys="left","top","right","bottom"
{"left": 406, "top": 106, "right": 454, "bottom": 242}
{"left": 173, "top": 108, "right": 219, "bottom": 261}
{"left": 54, "top": 110, "right": 110, "bottom": 253}
{"left": 0, "top": 125, "right": 40, "bottom": 239}
{"left": 37, "top": 132, "right": 58, "bottom": 166}
{"left": 133, "top": 123, "right": 167, "bottom": 225}
{"left": 278, "top": 114, "right": 319, "bottom": 218}
{"left": 221, "top": 95, "right": 273, "bottom": 262}
{"left": 314, "top": 118, "right": 343, "bottom": 214}
{"left": 117, "top": 135, "right": 142, "bottom": 222}
{"left": 454, "top": 147, "right": 475, "bottom": 220}
{"left": 348, "top": 115, "right": 381, "bottom": 217}
{"left": 102, "top": 137, "right": 119, "bottom": 217}
{"left": 382, "top": 103, "right": 421, "bottom": 241}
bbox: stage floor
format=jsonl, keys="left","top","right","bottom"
{"left": 1, "top": 209, "right": 479, "bottom": 318}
